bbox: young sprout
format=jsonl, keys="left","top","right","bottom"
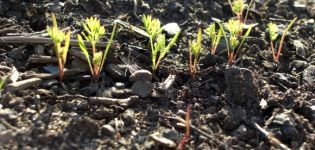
{"left": 205, "top": 23, "right": 222, "bottom": 55}
{"left": 189, "top": 28, "right": 202, "bottom": 77}
{"left": 47, "top": 13, "right": 71, "bottom": 82}
{"left": 219, "top": 18, "right": 253, "bottom": 65}
{"left": 229, "top": 0, "right": 247, "bottom": 22}
{"left": 142, "top": 15, "right": 180, "bottom": 71}
{"left": 268, "top": 17, "right": 297, "bottom": 63}
{"left": 77, "top": 17, "right": 117, "bottom": 82}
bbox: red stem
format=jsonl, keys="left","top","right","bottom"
{"left": 270, "top": 41, "right": 277, "bottom": 63}
{"left": 177, "top": 105, "right": 192, "bottom": 150}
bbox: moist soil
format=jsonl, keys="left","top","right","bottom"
{"left": 1, "top": 0, "right": 315, "bottom": 149}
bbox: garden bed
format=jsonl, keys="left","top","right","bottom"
{"left": 0, "top": 0, "right": 315, "bottom": 149}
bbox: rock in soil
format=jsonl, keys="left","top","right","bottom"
{"left": 101, "top": 124, "right": 116, "bottom": 137}
{"left": 303, "top": 65, "right": 315, "bottom": 84}
{"left": 129, "top": 69, "right": 152, "bottom": 82}
{"left": 122, "top": 109, "right": 135, "bottom": 125}
{"left": 66, "top": 117, "right": 100, "bottom": 139}
{"left": 41, "top": 79, "right": 58, "bottom": 89}
{"left": 80, "top": 83, "right": 99, "bottom": 96}
{"left": 105, "top": 64, "right": 127, "bottom": 81}
{"left": 4, "top": 77, "right": 42, "bottom": 92}
{"left": 271, "top": 73, "right": 299, "bottom": 89}
{"left": 289, "top": 60, "right": 308, "bottom": 73}
{"left": 114, "top": 82, "right": 125, "bottom": 89}
{"left": 225, "top": 66, "right": 259, "bottom": 106}
{"left": 131, "top": 80, "right": 153, "bottom": 98}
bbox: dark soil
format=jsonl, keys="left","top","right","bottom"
{"left": 1, "top": 0, "right": 315, "bottom": 149}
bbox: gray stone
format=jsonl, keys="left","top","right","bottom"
{"left": 34, "top": 44, "right": 45, "bottom": 55}
{"left": 131, "top": 80, "right": 153, "bottom": 98}
{"left": 129, "top": 69, "right": 152, "bottom": 82}
{"left": 271, "top": 73, "right": 299, "bottom": 88}
{"left": 294, "top": 0, "right": 307, "bottom": 13}
{"left": 7, "top": 47, "right": 27, "bottom": 60}
{"left": 92, "top": 107, "right": 114, "bottom": 120}
{"left": 162, "top": 129, "right": 180, "bottom": 142}
{"left": 114, "top": 82, "right": 125, "bottom": 89}
{"left": 261, "top": 60, "right": 275, "bottom": 70}
{"left": 122, "top": 109, "right": 135, "bottom": 124}
{"left": 293, "top": 40, "right": 307, "bottom": 58}
{"left": 225, "top": 67, "right": 259, "bottom": 106}
{"left": 212, "top": 2, "right": 224, "bottom": 18}
{"left": 289, "top": 60, "right": 308, "bottom": 73}
{"left": 102, "top": 87, "right": 113, "bottom": 98}
{"left": 41, "top": 79, "right": 58, "bottom": 88}
{"left": 45, "top": 1, "right": 65, "bottom": 13}
{"left": 105, "top": 64, "right": 127, "bottom": 81}
{"left": 9, "top": 67, "right": 19, "bottom": 83}
{"left": 0, "top": 108, "right": 17, "bottom": 120}
{"left": 101, "top": 124, "right": 115, "bottom": 137}
{"left": 303, "top": 65, "right": 315, "bottom": 85}
{"left": 222, "top": 107, "right": 246, "bottom": 131}
{"left": 5, "top": 78, "right": 42, "bottom": 92}
{"left": 80, "top": 83, "right": 99, "bottom": 96}
{"left": 309, "top": 53, "right": 315, "bottom": 62}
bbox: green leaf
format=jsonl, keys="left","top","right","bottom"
{"left": 159, "top": 30, "right": 180, "bottom": 60}
{"left": 93, "top": 51, "right": 103, "bottom": 66}
{"left": 231, "top": 0, "right": 247, "bottom": 15}
{"left": 81, "top": 17, "right": 105, "bottom": 44}
{"left": 154, "top": 34, "right": 166, "bottom": 53}
{"left": 191, "top": 28, "right": 202, "bottom": 56}
{"left": 47, "top": 13, "right": 66, "bottom": 44}
{"left": 225, "top": 19, "right": 243, "bottom": 36}
{"left": 229, "top": 35, "right": 239, "bottom": 50}
{"left": 282, "top": 17, "right": 297, "bottom": 39}
{"left": 215, "top": 28, "right": 222, "bottom": 48}
{"left": 238, "top": 24, "right": 253, "bottom": 51}
{"left": 61, "top": 31, "right": 71, "bottom": 63}
{"left": 0, "top": 75, "right": 9, "bottom": 90}
{"left": 267, "top": 22, "right": 278, "bottom": 41}
{"left": 99, "top": 23, "right": 118, "bottom": 73}
{"left": 205, "top": 23, "right": 216, "bottom": 40}
{"left": 218, "top": 22, "right": 230, "bottom": 51}
{"left": 142, "top": 15, "right": 162, "bottom": 37}
{"left": 77, "top": 34, "right": 93, "bottom": 74}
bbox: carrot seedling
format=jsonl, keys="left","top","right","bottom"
{"left": 219, "top": 18, "right": 253, "bottom": 65}
{"left": 77, "top": 17, "right": 117, "bottom": 82}
{"left": 189, "top": 28, "right": 202, "bottom": 77}
{"left": 47, "top": 13, "right": 71, "bottom": 82}
{"left": 142, "top": 15, "right": 180, "bottom": 71}
{"left": 229, "top": 0, "right": 247, "bottom": 22}
{"left": 268, "top": 17, "right": 297, "bottom": 63}
{"left": 205, "top": 23, "right": 222, "bottom": 55}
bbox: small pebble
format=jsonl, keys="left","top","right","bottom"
{"left": 122, "top": 109, "right": 135, "bottom": 124}
{"left": 114, "top": 82, "right": 125, "bottom": 89}
{"left": 105, "top": 64, "right": 127, "bottom": 81}
{"left": 101, "top": 124, "right": 116, "bottom": 137}
{"left": 41, "top": 79, "right": 58, "bottom": 88}
{"left": 34, "top": 44, "right": 45, "bottom": 55}
{"left": 131, "top": 80, "right": 153, "bottom": 98}
{"left": 129, "top": 69, "right": 152, "bottom": 82}
{"left": 303, "top": 65, "right": 315, "bottom": 85}
{"left": 5, "top": 78, "right": 42, "bottom": 92}
{"left": 162, "top": 23, "right": 181, "bottom": 35}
